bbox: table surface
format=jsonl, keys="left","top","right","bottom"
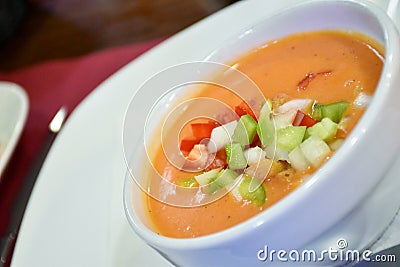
{"left": 0, "top": 0, "right": 234, "bottom": 71}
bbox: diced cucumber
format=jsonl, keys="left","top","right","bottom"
{"left": 226, "top": 143, "right": 247, "bottom": 170}
{"left": 194, "top": 168, "right": 221, "bottom": 186}
{"left": 176, "top": 177, "right": 199, "bottom": 188}
{"left": 328, "top": 138, "right": 345, "bottom": 151}
{"left": 257, "top": 113, "right": 275, "bottom": 147}
{"left": 260, "top": 99, "right": 273, "bottom": 115}
{"left": 264, "top": 144, "right": 290, "bottom": 162}
{"left": 238, "top": 175, "right": 266, "bottom": 206}
{"left": 288, "top": 146, "right": 310, "bottom": 171}
{"left": 244, "top": 146, "right": 266, "bottom": 165}
{"left": 312, "top": 101, "right": 349, "bottom": 123}
{"left": 277, "top": 126, "right": 306, "bottom": 151}
{"left": 209, "top": 169, "right": 239, "bottom": 194}
{"left": 257, "top": 101, "right": 275, "bottom": 147}
{"left": 232, "top": 114, "right": 258, "bottom": 146}
{"left": 300, "top": 135, "right": 331, "bottom": 167}
{"left": 307, "top": 118, "right": 338, "bottom": 141}
{"left": 207, "top": 120, "right": 238, "bottom": 153}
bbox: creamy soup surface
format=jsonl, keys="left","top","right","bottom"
{"left": 144, "top": 30, "right": 384, "bottom": 238}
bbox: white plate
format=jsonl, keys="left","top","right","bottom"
{"left": 0, "top": 82, "right": 28, "bottom": 180}
{"left": 11, "top": 0, "right": 399, "bottom": 266}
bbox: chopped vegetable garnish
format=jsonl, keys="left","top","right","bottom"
{"left": 306, "top": 117, "right": 338, "bottom": 141}
{"left": 177, "top": 177, "right": 199, "bottom": 188}
{"left": 182, "top": 144, "right": 209, "bottom": 171}
{"left": 187, "top": 144, "right": 208, "bottom": 161}
{"left": 292, "top": 110, "right": 317, "bottom": 128}
{"left": 276, "top": 98, "right": 313, "bottom": 114}
{"left": 288, "top": 146, "right": 310, "bottom": 171}
{"left": 235, "top": 101, "right": 257, "bottom": 121}
{"left": 312, "top": 101, "right": 349, "bottom": 123}
{"left": 229, "top": 185, "right": 243, "bottom": 202}
{"left": 260, "top": 99, "right": 273, "bottom": 115}
{"left": 180, "top": 138, "right": 202, "bottom": 152}
{"left": 177, "top": 97, "right": 354, "bottom": 206}
{"left": 276, "top": 125, "right": 306, "bottom": 151}
{"left": 299, "top": 135, "right": 331, "bottom": 167}
{"left": 257, "top": 101, "right": 275, "bottom": 147}
{"left": 245, "top": 158, "right": 287, "bottom": 180}
{"left": 264, "top": 144, "right": 290, "bottom": 162}
{"left": 209, "top": 169, "right": 239, "bottom": 195}
{"left": 205, "top": 153, "right": 227, "bottom": 172}
{"left": 226, "top": 143, "right": 247, "bottom": 170}
{"left": 238, "top": 175, "right": 266, "bottom": 206}
{"left": 232, "top": 114, "right": 258, "bottom": 147}
{"left": 273, "top": 111, "right": 297, "bottom": 129}
{"left": 328, "top": 138, "right": 345, "bottom": 151}
{"left": 194, "top": 168, "right": 222, "bottom": 186}
{"left": 244, "top": 146, "right": 266, "bottom": 165}
{"left": 207, "top": 120, "right": 238, "bottom": 153}
{"left": 191, "top": 121, "right": 218, "bottom": 139}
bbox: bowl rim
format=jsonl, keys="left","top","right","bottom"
{"left": 123, "top": 0, "right": 400, "bottom": 250}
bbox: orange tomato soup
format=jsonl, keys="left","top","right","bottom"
{"left": 145, "top": 31, "right": 383, "bottom": 238}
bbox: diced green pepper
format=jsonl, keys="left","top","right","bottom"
{"left": 238, "top": 175, "right": 266, "bottom": 206}
{"left": 226, "top": 143, "right": 247, "bottom": 170}
{"left": 257, "top": 100, "right": 275, "bottom": 147}
{"left": 307, "top": 117, "right": 338, "bottom": 141}
{"left": 257, "top": 115, "right": 275, "bottom": 148}
{"left": 209, "top": 169, "right": 239, "bottom": 194}
{"left": 232, "top": 114, "right": 258, "bottom": 146}
{"left": 312, "top": 101, "right": 349, "bottom": 123}
{"left": 176, "top": 177, "right": 199, "bottom": 188}
{"left": 276, "top": 126, "right": 306, "bottom": 151}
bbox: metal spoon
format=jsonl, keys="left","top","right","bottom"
{"left": 0, "top": 107, "right": 68, "bottom": 267}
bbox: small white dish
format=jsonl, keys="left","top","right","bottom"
{"left": 0, "top": 82, "right": 29, "bottom": 180}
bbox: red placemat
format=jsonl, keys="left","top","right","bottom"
{"left": 0, "top": 38, "right": 163, "bottom": 260}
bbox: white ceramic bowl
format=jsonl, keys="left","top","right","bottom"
{"left": 124, "top": 0, "right": 400, "bottom": 266}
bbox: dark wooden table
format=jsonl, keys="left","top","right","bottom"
{"left": 0, "top": 0, "right": 235, "bottom": 71}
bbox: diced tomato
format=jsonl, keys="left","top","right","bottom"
{"left": 235, "top": 101, "right": 257, "bottom": 121}
{"left": 180, "top": 138, "right": 202, "bottom": 152}
{"left": 191, "top": 121, "right": 218, "bottom": 139}
{"left": 187, "top": 144, "right": 208, "bottom": 161}
{"left": 251, "top": 132, "right": 261, "bottom": 147}
{"left": 292, "top": 110, "right": 317, "bottom": 128}
{"left": 182, "top": 144, "right": 209, "bottom": 171}
{"left": 205, "top": 150, "right": 228, "bottom": 171}
{"left": 180, "top": 121, "right": 218, "bottom": 153}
